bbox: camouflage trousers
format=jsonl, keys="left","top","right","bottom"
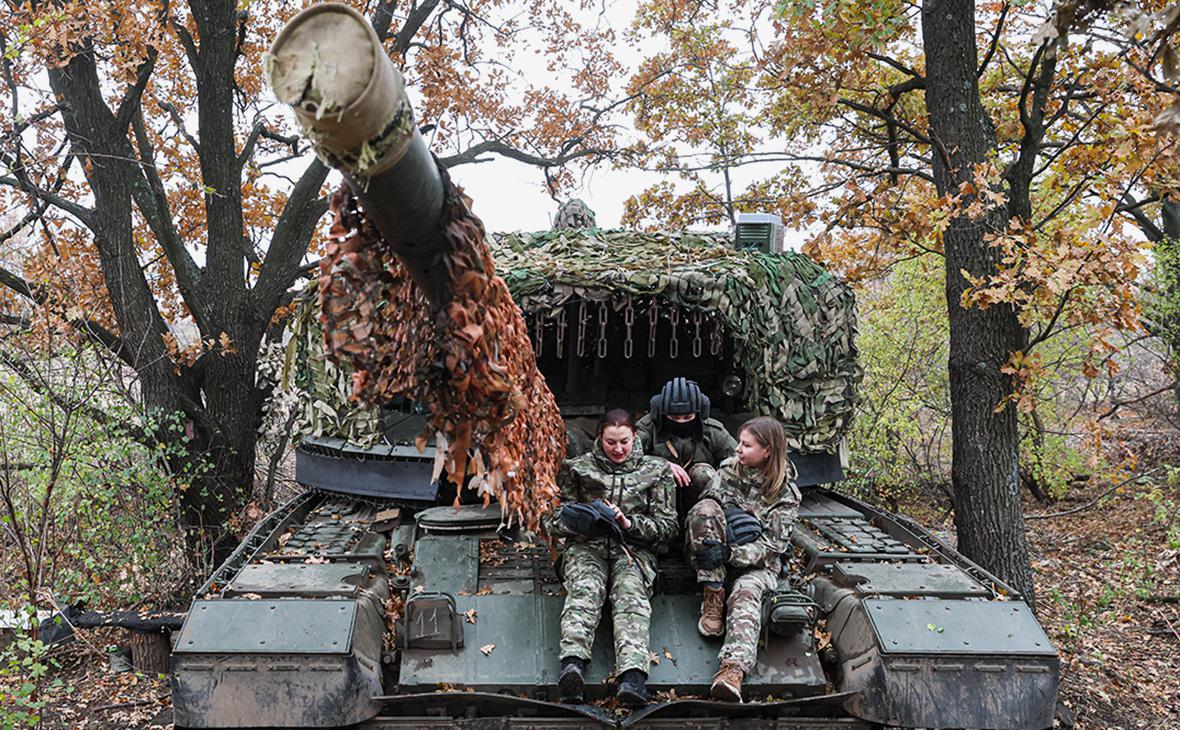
{"left": 685, "top": 498, "right": 777, "bottom": 673}
{"left": 676, "top": 463, "right": 718, "bottom": 521}
{"left": 559, "top": 540, "right": 656, "bottom": 674}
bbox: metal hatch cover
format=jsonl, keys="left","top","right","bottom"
{"left": 865, "top": 598, "right": 1055, "bottom": 655}
{"left": 223, "top": 562, "right": 370, "bottom": 598}
{"left": 834, "top": 562, "right": 991, "bottom": 598}
{"left": 417, "top": 504, "right": 503, "bottom": 532}
{"left": 175, "top": 599, "right": 357, "bottom": 654}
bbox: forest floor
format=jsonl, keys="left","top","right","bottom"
{"left": 15, "top": 474, "right": 1180, "bottom": 730}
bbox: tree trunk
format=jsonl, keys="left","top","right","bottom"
{"left": 126, "top": 629, "right": 171, "bottom": 675}
{"left": 921, "top": 0, "right": 1036, "bottom": 606}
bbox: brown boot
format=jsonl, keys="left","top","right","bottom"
{"left": 710, "top": 662, "right": 744, "bottom": 702}
{"left": 698, "top": 585, "right": 725, "bottom": 637}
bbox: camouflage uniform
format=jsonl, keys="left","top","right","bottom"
{"left": 685, "top": 459, "right": 801, "bottom": 672}
{"left": 549, "top": 442, "right": 677, "bottom": 674}
{"left": 635, "top": 414, "right": 736, "bottom": 516}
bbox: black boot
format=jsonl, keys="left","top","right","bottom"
{"left": 558, "top": 656, "right": 586, "bottom": 703}
{"left": 615, "top": 668, "right": 649, "bottom": 707}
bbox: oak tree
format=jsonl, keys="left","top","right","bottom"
{"left": 0, "top": 0, "right": 631, "bottom": 563}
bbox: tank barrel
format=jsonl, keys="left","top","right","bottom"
{"left": 268, "top": 3, "right": 450, "bottom": 305}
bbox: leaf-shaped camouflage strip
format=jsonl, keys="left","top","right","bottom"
{"left": 313, "top": 181, "right": 564, "bottom": 532}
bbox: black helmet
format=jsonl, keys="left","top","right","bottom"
{"left": 650, "top": 377, "right": 710, "bottom": 421}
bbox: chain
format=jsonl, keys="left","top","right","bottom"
{"left": 692, "top": 310, "right": 703, "bottom": 358}
{"left": 647, "top": 300, "right": 659, "bottom": 358}
{"left": 533, "top": 314, "right": 543, "bottom": 357}
{"left": 556, "top": 307, "right": 567, "bottom": 358}
{"left": 669, "top": 306, "right": 680, "bottom": 359}
{"left": 577, "top": 299, "right": 589, "bottom": 357}
{"left": 597, "top": 301, "right": 609, "bottom": 358}
{"left": 623, "top": 297, "right": 635, "bottom": 359}
{"left": 710, "top": 316, "right": 723, "bottom": 356}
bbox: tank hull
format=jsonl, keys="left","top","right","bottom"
{"left": 172, "top": 485, "right": 1058, "bottom": 729}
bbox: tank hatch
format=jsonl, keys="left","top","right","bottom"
{"left": 865, "top": 598, "right": 1055, "bottom": 656}
{"left": 222, "top": 562, "right": 371, "bottom": 598}
{"left": 175, "top": 599, "right": 356, "bottom": 654}
{"left": 417, "top": 504, "right": 503, "bottom": 532}
{"left": 833, "top": 562, "right": 991, "bottom": 599}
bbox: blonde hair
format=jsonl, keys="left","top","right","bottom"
{"left": 739, "top": 416, "right": 789, "bottom": 501}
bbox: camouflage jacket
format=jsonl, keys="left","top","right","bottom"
{"left": 549, "top": 441, "right": 677, "bottom": 548}
{"left": 701, "top": 459, "right": 802, "bottom": 570}
{"left": 635, "top": 414, "right": 736, "bottom": 469}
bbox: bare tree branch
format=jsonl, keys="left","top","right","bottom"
{"left": 437, "top": 139, "right": 620, "bottom": 169}
{"left": 0, "top": 350, "right": 146, "bottom": 442}
{"left": 129, "top": 108, "right": 205, "bottom": 307}
{"left": 394, "top": 0, "right": 440, "bottom": 55}
{"left": 1121, "top": 193, "right": 1164, "bottom": 241}
{"left": 254, "top": 159, "right": 329, "bottom": 313}
{"left": 977, "top": 2, "right": 1009, "bottom": 78}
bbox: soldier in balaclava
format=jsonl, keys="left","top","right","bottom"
{"left": 635, "top": 378, "right": 737, "bottom": 519}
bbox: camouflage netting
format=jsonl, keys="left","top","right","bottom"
{"left": 271, "top": 225, "right": 860, "bottom": 460}
{"left": 491, "top": 229, "right": 861, "bottom": 453}
{"left": 297, "top": 180, "right": 565, "bottom": 531}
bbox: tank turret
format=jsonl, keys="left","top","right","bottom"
{"left": 269, "top": 3, "right": 565, "bottom": 531}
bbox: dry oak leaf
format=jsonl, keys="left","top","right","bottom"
{"left": 480, "top": 643, "right": 496, "bottom": 655}
{"left": 464, "top": 609, "right": 478, "bottom": 624}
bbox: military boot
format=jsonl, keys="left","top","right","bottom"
{"left": 710, "top": 662, "right": 744, "bottom": 702}
{"left": 558, "top": 656, "right": 586, "bottom": 704}
{"left": 698, "top": 584, "right": 726, "bottom": 637}
{"left": 615, "top": 668, "right": 649, "bottom": 707}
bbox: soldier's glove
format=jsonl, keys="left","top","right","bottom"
{"left": 723, "top": 508, "right": 763, "bottom": 547}
{"left": 559, "top": 500, "right": 625, "bottom": 543}
{"left": 694, "top": 539, "right": 729, "bottom": 569}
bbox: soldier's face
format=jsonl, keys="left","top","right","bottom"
{"left": 600, "top": 426, "right": 635, "bottom": 463}
{"left": 735, "top": 430, "right": 770, "bottom": 468}
{"left": 665, "top": 413, "right": 697, "bottom": 424}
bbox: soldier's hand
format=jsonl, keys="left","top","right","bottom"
{"left": 669, "top": 463, "right": 691, "bottom": 487}
{"left": 602, "top": 500, "right": 632, "bottom": 530}
{"left": 694, "top": 539, "right": 729, "bottom": 569}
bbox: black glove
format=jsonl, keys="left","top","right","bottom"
{"left": 559, "top": 500, "right": 625, "bottom": 542}
{"left": 694, "top": 539, "right": 729, "bottom": 569}
{"left": 724, "top": 507, "right": 763, "bottom": 546}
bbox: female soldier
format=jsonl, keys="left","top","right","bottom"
{"left": 685, "top": 415, "right": 801, "bottom": 702}
{"left": 549, "top": 409, "right": 677, "bottom": 707}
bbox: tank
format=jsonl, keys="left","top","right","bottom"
{"left": 169, "top": 5, "right": 1060, "bottom": 728}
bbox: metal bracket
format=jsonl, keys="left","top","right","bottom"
{"left": 399, "top": 592, "right": 463, "bottom": 650}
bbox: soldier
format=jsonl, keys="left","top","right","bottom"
{"left": 685, "top": 416, "right": 801, "bottom": 702}
{"left": 635, "top": 378, "right": 737, "bottom": 518}
{"left": 548, "top": 409, "right": 677, "bottom": 707}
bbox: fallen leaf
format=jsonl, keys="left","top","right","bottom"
{"left": 480, "top": 643, "right": 495, "bottom": 655}
{"left": 464, "top": 609, "right": 478, "bottom": 624}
